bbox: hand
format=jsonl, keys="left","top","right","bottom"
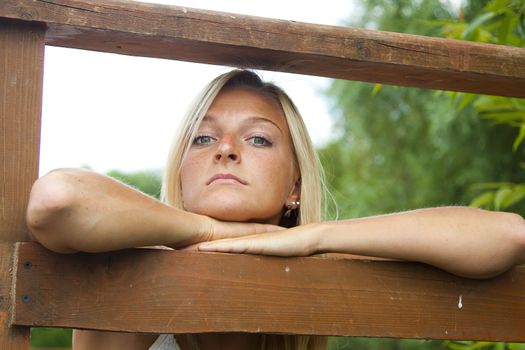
{"left": 196, "top": 223, "right": 321, "bottom": 256}
{"left": 175, "top": 217, "right": 284, "bottom": 250}
{"left": 207, "top": 218, "right": 285, "bottom": 241}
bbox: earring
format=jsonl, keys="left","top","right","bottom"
{"left": 284, "top": 200, "right": 300, "bottom": 217}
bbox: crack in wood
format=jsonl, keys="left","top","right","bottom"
{"left": 376, "top": 41, "right": 447, "bottom": 57}
{"left": 37, "top": 0, "right": 100, "bottom": 15}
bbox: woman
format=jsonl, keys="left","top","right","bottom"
{"left": 26, "top": 70, "right": 525, "bottom": 350}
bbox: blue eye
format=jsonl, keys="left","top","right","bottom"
{"left": 193, "top": 135, "right": 215, "bottom": 145}
{"left": 249, "top": 136, "right": 272, "bottom": 146}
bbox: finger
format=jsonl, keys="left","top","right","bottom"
{"left": 198, "top": 237, "right": 257, "bottom": 253}
{"left": 178, "top": 243, "right": 201, "bottom": 251}
{"left": 212, "top": 222, "right": 284, "bottom": 241}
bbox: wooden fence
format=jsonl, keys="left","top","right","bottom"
{"left": 1, "top": 0, "right": 524, "bottom": 348}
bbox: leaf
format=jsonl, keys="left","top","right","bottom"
{"left": 457, "top": 93, "right": 477, "bottom": 111}
{"left": 494, "top": 186, "right": 513, "bottom": 210}
{"left": 371, "top": 83, "right": 382, "bottom": 96}
{"left": 508, "top": 342, "right": 525, "bottom": 350}
{"left": 446, "top": 341, "right": 472, "bottom": 350}
{"left": 513, "top": 124, "right": 525, "bottom": 152}
{"left": 479, "top": 111, "right": 525, "bottom": 126}
{"left": 486, "top": 0, "right": 511, "bottom": 12}
{"left": 446, "top": 341, "right": 497, "bottom": 350}
{"left": 498, "top": 15, "right": 513, "bottom": 43}
{"left": 469, "top": 191, "right": 495, "bottom": 209}
{"left": 462, "top": 12, "right": 498, "bottom": 40}
{"left": 501, "top": 184, "right": 525, "bottom": 208}
{"left": 474, "top": 96, "right": 514, "bottom": 112}
{"left": 449, "top": 91, "right": 459, "bottom": 107}
{"left": 494, "top": 342, "right": 506, "bottom": 350}
{"left": 510, "top": 98, "right": 525, "bottom": 110}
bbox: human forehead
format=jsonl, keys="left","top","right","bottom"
{"left": 202, "top": 87, "right": 288, "bottom": 131}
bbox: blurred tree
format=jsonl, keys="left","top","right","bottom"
{"left": 437, "top": 0, "right": 525, "bottom": 213}
{"left": 30, "top": 328, "right": 72, "bottom": 348}
{"left": 320, "top": 0, "right": 523, "bottom": 220}
{"left": 107, "top": 169, "right": 162, "bottom": 199}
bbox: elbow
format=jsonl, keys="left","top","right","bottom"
{"left": 507, "top": 212, "right": 525, "bottom": 265}
{"left": 26, "top": 168, "right": 82, "bottom": 253}
{"left": 492, "top": 211, "right": 525, "bottom": 271}
{"left": 465, "top": 210, "right": 525, "bottom": 279}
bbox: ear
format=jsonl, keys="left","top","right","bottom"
{"left": 286, "top": 178, "right": 301, "bottom": 207}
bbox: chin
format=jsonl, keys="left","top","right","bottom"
{"left": 200, "top": 208, "right": 253, "bottom": 222}
{"left": 189, "top": 205, "right": 276, "bottom": 224}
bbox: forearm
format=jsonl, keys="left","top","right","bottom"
{"left": 317, "top": 207, "right": 525, "bottom": 278}
{"left": 26, "top": 168, "right": 208, "bottom": 253}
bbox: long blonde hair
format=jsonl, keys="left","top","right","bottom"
{"left": 162, "top": 70, "right": 328, "bottom": 350}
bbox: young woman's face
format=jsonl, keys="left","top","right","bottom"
{"left": 180, "top": 87, "right": 299, "bottom": 224}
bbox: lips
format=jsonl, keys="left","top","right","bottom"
{"left": 206, "top": 173, "right": 247, "bottom": 185}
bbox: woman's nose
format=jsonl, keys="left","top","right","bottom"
{"left": 214, "top": 135, "right": 240, "bottom": 162}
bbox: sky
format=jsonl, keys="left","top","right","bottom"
{"left": 38, "top": 0, "right": 357, "bottom": 175}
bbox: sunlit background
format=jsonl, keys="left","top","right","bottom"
{"left": 39, "top": 0, "right": 357, "bottom": 175}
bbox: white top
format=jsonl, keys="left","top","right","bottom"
{"left": 148, "top": 334, "right": 180, "bottom": 350}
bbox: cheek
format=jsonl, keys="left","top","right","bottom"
{"left": 257, "top": 151, "right": 296, "bottom": 193}
{"left": 180, "top": 155, "right": 203, "bottom": 196}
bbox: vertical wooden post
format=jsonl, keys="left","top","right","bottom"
{"left": 0, "top": 19, "right": 45, "bottom": 348}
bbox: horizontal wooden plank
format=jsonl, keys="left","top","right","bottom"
{"left": 13, "top": 242, "right": 525, "bottom": 341}
{"left": 0, "top": 1, "right": 524, "bottom": 97}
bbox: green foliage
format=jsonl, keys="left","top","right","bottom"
{"left": 321, "top": 81, "right": 521, "bottom": 218}
{"left": 438, "top": 0, "right": 525, "bottom": 214}
{"left": 444, "top": 341, "right": 525, "bottom": 350}
{"left": 30, "top": 327, "right": 72, "bottom": 347}
{"left": 323, "top": 0, "right": 497, "bottom": 218}
{"left": 107, "top": 169, "right": 162, "bottom": 198}
{"left": 329, "top": 337, "right": 444, "bottom": 350}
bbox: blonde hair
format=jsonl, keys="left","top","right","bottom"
{"left": 162, "top": 70, "right": 328, "bottom": 350}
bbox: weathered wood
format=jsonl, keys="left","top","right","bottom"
{"left": 0, "top": 19, "right": 45, "bottom": 349}
{"left": 0, "top": 0, "right": 524, "bottom": 97}
{"left": 13, "top": 242, "right": 525, "bottom": 342}
{"left": 0, "top": 19, "right": 43, "bottom": 242}
{"left": 0, "top": 244, "right": 29, "bottom": 348}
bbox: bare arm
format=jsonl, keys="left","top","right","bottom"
{"left": 198, "top": 207, "right": 525, "bottom": 278}
{"left": 26, "top": 168, "right": 279, "bottom": 253}
{"left": 27, "top": 169, "right": 282, "bottom": 349}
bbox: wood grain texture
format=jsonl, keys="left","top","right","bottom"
{"left": 0, "top": 19, "right": 44, "bottom": 243}
{"left": 13, "top": 242, "right": 525, "bottom": 341}
{"left": 0, "top": 20, "right": 45, "bottom": 349}
{"left": 0, "top": 244, "right": 30, "bottom": 349}
{"left": 0, "top": 0, "right": 524, "bottom": 96}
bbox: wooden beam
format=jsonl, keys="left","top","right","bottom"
{"left": 0, "top": 1, "right": 524, "bottom": 97}
{"left": 0, "top": 19, "right": 45, "bottom": 349}
{"left": 13, "top": 242, "right": 525, "bottom": 342}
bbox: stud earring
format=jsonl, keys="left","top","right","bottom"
{"left": 284, "top": 200, "right": 300, "bottom": 217}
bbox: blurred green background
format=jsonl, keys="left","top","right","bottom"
{"left": 30, "top": 0, "right": 525, "bottom": 349}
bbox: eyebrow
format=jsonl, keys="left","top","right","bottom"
{"left": 201, "top": 115, "right": 284, "bottom": 134}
